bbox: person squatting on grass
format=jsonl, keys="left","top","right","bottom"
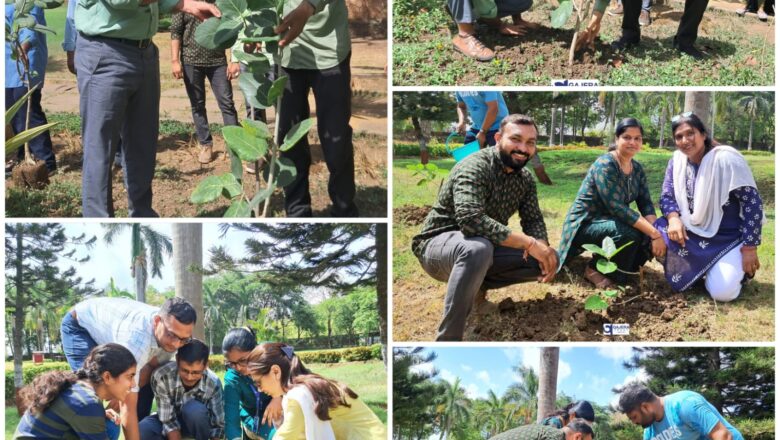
{"left": 412, "top": 114, "right": 559, "bottom": 342}
{"left": 455, "top": 91, "right": 553, "bottom": 185}
{"left": 489, "top": 419, "right": 594, "bottom": 440}
{"left": 74, "top": 0, "right": 220, "bottom": 217}
{"left": 557, "top": 118, "right": 666, "bottom": 288}
{"left": 14, "top": 344, "right": 137, "bottom": 440}
{"left": 222, "top": 327, "right": 281, "bottom": 440}
{"left": 274, "top": 0, "right": 359, "bottom": 217}
{"left": 60, "top": 297, "right": 197, "bottom": 440}
{"left": 246, "top": 342, "right": 387, "bottom": 439}
{"left": 653, "top": 112, "right": 764, "bottom": 302}
{"left": 617, "top": 384, "right": 743, "bottom": 440}
{"left": 446, "top": 0, "right": 539, "bottom": 62}
{"left": 170, "top": 4, "right": 241, "bottom": 165}
{"left": 540, "top": 401, "right": 596, "bottom": 428}
{"left": 139, "top": 339, "right": 225, "bottom": 440}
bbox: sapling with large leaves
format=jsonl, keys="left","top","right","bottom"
{"left": 582, "top": 236, "right": 633, "bottom": 311}
{"left": 5, "top": 0, "right": 61, "bottom": 188}
{"left": 188, "top": 0, "right": 315, "bottom": 217}
{"left": 550, "top": 0, "right": 595, "bottom": 65}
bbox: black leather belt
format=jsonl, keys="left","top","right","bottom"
{"left": 81, "top": 32, "right": 153, "bottom": 49}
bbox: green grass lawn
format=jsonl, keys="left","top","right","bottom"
{"left": 43, "top": 4, "right": 67, "bottom": 58}
{"left": 5, "top": 360, "right": 386, "bottom": 439}
{"left": 393, "top": 146, "right": 775, "bottom": 341}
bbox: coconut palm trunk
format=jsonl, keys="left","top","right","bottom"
{"left": 172, "top": 224, "right": 205, "bottom": 340}
{"left": 537, "top": 348, "right": 559, "bottom": 422}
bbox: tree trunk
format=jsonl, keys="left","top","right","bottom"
{"left": 327, "top": 314, "right": 333, "bottom": 349}
{"left": 411, "top": 116, "right": 428, "bottom": 162}
{"left": 707, "top": 349, "right": 723, "bottom": 413}
{"left": 172, "top": 224, "right": 204, "bottom": 340}
{"left": 658, "top": 107, "right": 666, "bottom": 148}
{"left": 134, "top": 257, "right": 147, "bottom": 303}
{"left": 559, "top": 107, "right": 565, "bottom": 145}
{"left": 747, "top": 116, "right": 754, "bottom": 150}
{"left": 376, "top": 223, "right": 388, "bottom": 365}
{"left": 549, "top": 106, "right": 556, "bottom": 147}
{"left": 609, "top": 96, "right": 617, "bottom": 130}
{"left": 537, "top": 348, "right": 559, "bottom": 423}
{"left": 14, "top": 226, "right": 27, "bottom": 414}
{"left": 684, "top": 91, "right": 712, "bottom": 130}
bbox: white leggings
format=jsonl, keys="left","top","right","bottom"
{"left": 704, "top": 246, "right": 744, "bottom": 302}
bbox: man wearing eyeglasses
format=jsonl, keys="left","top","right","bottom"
{"left": 140, "top": 339, "right": 225, "bottom": 440}
{"left": 61, "top": 297, "right": 197, "bottom": 440}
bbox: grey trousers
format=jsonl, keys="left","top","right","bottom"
{"left": 77, "top": 34, "right": 160, "bottom": 217}
{"left": 448, "top": 0, "right": 534, "bottom": 24}
{"left": 419, "top": 231, "right": 541, "bottom": 341}
{"left": 139, "top": 400, "right": 212, "bottom": 440}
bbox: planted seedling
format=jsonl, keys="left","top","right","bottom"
{"left": 406, "top": 162, "right": 440, "bottom": 187}
{"left": 189, "top": 0, "right": 315, "bottom": 217}
{"left": 5, "top": 0, "right": 62, "bottom": 188}
{"left": 550, "top": 0, "right": 595, "bottom": 65}
{"left": 582, "top": 236, "right": 633, "bottom": 311}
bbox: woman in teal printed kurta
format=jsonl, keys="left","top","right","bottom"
{"left": 558, "top": 118, "right": 667, "bottom": 287}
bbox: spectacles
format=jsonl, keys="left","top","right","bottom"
{"left": 160, "top": 319, "right": 192, "bottom": 345}
{"left": 224, "top": 358, "right": 250, "bottom": 369}
{"left": 180, "top": 366, "right": 205, "bottom": 378}
{"left": 671, "top": 111, "right": 694, "bottom": 123}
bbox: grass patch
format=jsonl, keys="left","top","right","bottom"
{"left": 5, "top": 360, "right": 386, "bottom": 438}
{"left": 6, "top": 180, "right": 82, "bottom": 217}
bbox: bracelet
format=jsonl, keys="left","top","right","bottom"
{"left": 523, "top": 237, "right": 537, "bottom": 261}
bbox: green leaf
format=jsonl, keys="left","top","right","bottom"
{"left": 5, "top": 122, "right": 58, "bottom": 154}
{"left": 238, "top": 70, "right": 269, "bottom": 109}
{"left": 247, "top": 0, "right": 274, "bottom": 9}
{"left": 194, "top": 17, "right": 240, "bottom": 50}
{"left": 280, "top": 118, "right": 315, "bottom": 151}
{"left": 216, "top": 0, "right": 246, "bottom": 18}
{"left": 263, "top": 157, "right": 297, "bottom": 187}
{"left": 32, "top": 23, "right": 55, "bottom": 34}
{"left": 191, "top": 175, "right": 227, "bottom": 204}
{"left": 602, "top": 290, "right": 619, "bottom": 298}
{"left": 5, "top": 83, "right": 38, "bottom": 125}
{"left": 596, "top": 259, "right": 618, "bottom": 274}
{"left": 424, "top": 163, "right": 439, "bottom": 172}
{"left": 601, "top": 236, "right": 616, "bottom": 258}
{"left": 240, "top": 35, "right": 280, "bottom": 43}
{"left": 222, "top": 125, "right": 268, "bottom": 161}
{"left": 224, "top": 200, "right": 252, "bottom": 217}
{"left": 254, "top": 75, "right": 284, "bottom": 108}
{"left": 32, "top": 0, "right": 61, "bottom": 8}
{"left": 245, "top": 8, "right": 276, "bottom": 29}
{"left": 241, "top": 118, "right": 271, "bottom": 138}
{"left": 550, "top": 0, "right": 573, "bottom": 28}
{"left": 611, "top": 240, "right": 635, "bottom": 258}
{"left": 228, "top": 149, "right": 243, "bottom": 181}
{"left": 266, "top": 75, "right": 287, "bottom": 105}
{"left": 234, "top": 51, "right": 271, "bottom": 74}
{"left": 584, "top": 295, "right": 609, "bottom": 311}
{"left": 219, "top": 173, "right": 243, "bottom": 198}
{"left": 581, "top": 243, "right": 607, "bottom": 258}
{"left": 264, "top": 40, "right": 278, "bottom": 54}
{"left": 14, "top": 15, "right": 35, "bottom": 29}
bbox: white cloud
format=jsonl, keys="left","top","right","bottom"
{"left": 621, "top": 368, "right": 649, "bottom": 386}
{"left": 521, "top": 348, "right": 540, "bottom": 371}
{"left": 477, "top": 371, "right": 491, "bottom": 384}
{"left": 597, "top": 347, "right": 635, "bottom": 362}
{"left": 439, "top": 369, "right": 457, "bottom": 384}
{"left": 502, "top": 348, "right": 523, "bottom": 364}
{"left": 461, "top": 364, "right": 472, "bottom": 372}
{"left": 558, "top": 360, "right": 572, "bottom": 382}
{"left": 411, "top": 362, "right": 436, "bottom": 377}
{"left": 464, "top": 383, "right": 481, "bottom": 399}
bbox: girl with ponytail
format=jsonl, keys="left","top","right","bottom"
{"left": 247, "top": 342, "right": 386, "bottom": 439}
{"left": 14, "top": 343, "right": 137, "bottom": 439}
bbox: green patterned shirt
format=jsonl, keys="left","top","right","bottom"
{"left": 412, "top": 146, "right": 549, "bottom": 259}
{"left": 489, "top": 424, "right": 566, "bottom": 440}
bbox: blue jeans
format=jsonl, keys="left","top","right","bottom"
{"left": 139, "top": 400, "right": 213, "bottom": 440}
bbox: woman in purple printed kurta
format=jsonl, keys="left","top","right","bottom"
{"left": 654, "top": 113, "right": 763, "bottom": 302}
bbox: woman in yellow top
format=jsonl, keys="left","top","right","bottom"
{"left": 246, "top": 342, "right": 386, "bottom": 440}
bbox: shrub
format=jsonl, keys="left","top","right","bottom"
{"left": 394, "top": 141, "right": 450, "bottom": 158}
{"left": 208, "top": 354, "right": 226, "bottom": 373}
{"left": 370, "top": 344, "right": 382, "bottom": 360}
{"left": 5, "top": 362, "right": 71, "bottom": 402}
{"left": 342, "top": 346, "right": 374, "bottom": 362}
{"left": 298, "top": 350, "right": 342, "bottom": 364}
{"left": 732, "top": 418, "right": 774, "bottom": 440}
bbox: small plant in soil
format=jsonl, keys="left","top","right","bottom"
{"left": 189, "top": 0, "right": 315, "bottom": 217}
{"left": 5, "top": 0, "right": 62, "bottom": 189}
{"left": 406, "top": 162, "right": 440, "bottom": 186}
{"left": 550, "top": 0, "right": 595, "bottom": 65}
{"left": 582, "top": 236, "right": 633, "bottom": 311}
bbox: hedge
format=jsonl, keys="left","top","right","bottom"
{"left": 7, "top": 345, "right": 382, "bottom": 401}
{"left": 732, "top": 418, "right": 774, "bottom": 440}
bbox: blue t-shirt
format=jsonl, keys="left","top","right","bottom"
{"left": 5, "top": 4, "right": 48, "bottom": 88}
{"left": 644, "top": 391, "right": 743, "bottom": 440}
{"left": 15, "top": 381, "right": 108, "bottom": 439}
{"left": 455, "top": 91, "right": 509, "bottom": 132}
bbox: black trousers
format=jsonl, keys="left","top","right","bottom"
{"left": 278, "top": 54, "right": 358, "bottom": 217}
{"left": 622, "top": 0, "right": 708, "bottom": 47}
{"left": 745, "top": 0, "right": 773, "bottom": 13}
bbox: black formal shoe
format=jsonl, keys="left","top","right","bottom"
{"left": 610, "top": 35, "right": 639, "bottom": 51}
{"left": 676, "top": 43, "right": 706, "bottom": 60}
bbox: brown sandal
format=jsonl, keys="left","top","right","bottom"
{"left": 584, "top": 267, "right": 615, "bottom": 289}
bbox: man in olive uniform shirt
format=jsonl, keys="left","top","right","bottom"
{"left": 75, "top": 0, "right": 219, "bottom": 217}
{"left": 412, "top": 114, "right": 559, "bottom": 341}
{"left": 489, "top": 420, "right": 594, "bottom": 440}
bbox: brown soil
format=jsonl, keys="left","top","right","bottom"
{"left": 393, "top": 254, "right": 774, "bottom": 342}
{"left": 394, "top": 204, "right": 431, "bottom": 225}
{"left": 12, "top": 161, "right": 49, "bottom": 189}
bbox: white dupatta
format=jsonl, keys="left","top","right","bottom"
{"left": 672, "top": 145, "right": 760, "bottom": 237}
{"left": 283, "top": 386, "right": 336, "bottom": 440}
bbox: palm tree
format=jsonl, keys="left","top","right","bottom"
{"left": 537, "top": 348, "right": 559, "bottom": 423}
{"left": 103, "top": 224, "right": 172, "bottom": 304}
{"left": 172, "top": 223, "right": 204, "bottom": 340}
{"left": 438, "top": 378, "right": 470, "bottom": 440}
{"left": 642, "top": 92, "right": 683, "bottom": 148}
{"left": 485, "top": 390, "right": 510, "bottom": 437}
{"left": 684, "top": 91, "right": 712, "bottom": 130}
{"left": 738, "top": 92, "right": 771, "bottom": 151}
{"left": 202, "top": 283, "right": 221, "bottom": 354}
{"left": 505, "top": 364, "right": 539, "bottom": 423}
